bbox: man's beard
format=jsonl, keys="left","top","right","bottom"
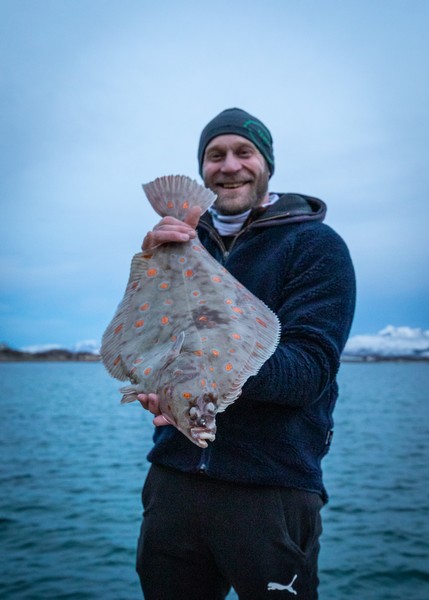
{"left": 212, "top": 170, "right": 269, "bottom": 216}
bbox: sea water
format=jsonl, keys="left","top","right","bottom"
{"left": 0, "top": 362, "right": 428, "bottom": 599}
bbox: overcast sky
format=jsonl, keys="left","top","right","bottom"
{"left": 1, "top": 0, "right": 428, "bottom": 349}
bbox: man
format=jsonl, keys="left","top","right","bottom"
{"left": 136, "top": 108, "right": 356, "bottom": 599}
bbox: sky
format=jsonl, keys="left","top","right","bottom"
{"left": 1, "top": 0, "right": 428, "bottom": 350}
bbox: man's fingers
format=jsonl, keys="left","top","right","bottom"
{"left": 137, "top": 393, "right": 160, "bottom": 415}
{"left": 153, "top": 414, "right": 172, "bottom": 427}
{"left": 141, "top": 215, "right": 199, "bottom": 251}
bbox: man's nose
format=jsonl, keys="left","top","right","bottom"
{"left": 221, "top": 152, "right": 241, "bottom": 173}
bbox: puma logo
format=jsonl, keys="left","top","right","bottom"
{"left": 267, "top": 574, "right": 298, "bottom": 595}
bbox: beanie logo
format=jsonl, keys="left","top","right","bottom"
{"left": 243, "top": 119, "right": 274, "bottom": 167}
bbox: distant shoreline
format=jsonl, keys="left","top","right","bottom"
{"left": 0, "top": 347, "right": 428, "bottom": 363}
{"left": 0, "top": 347, "right": 100, "bottom": 363}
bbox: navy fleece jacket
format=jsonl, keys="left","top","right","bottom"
{"left": 147, "top": 193, "right": 356, "bottom": 501}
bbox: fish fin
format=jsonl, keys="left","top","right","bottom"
{"left": 100, "top": 252, "right": 151, "bottom": 381}
{"left": 119, "top": 384, "right": 139, "bottom": 404}
{"left": 218, "top": 305, "right": 281, "bottom": 413}
{"left": 142, "top": 175, "right": 216, "bottom": 221}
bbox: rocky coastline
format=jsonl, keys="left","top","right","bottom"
{"left": 0, "top": 344, "right": 100, "bottom": 362}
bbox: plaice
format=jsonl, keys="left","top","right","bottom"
{"left": 101, "top": 175, "right": 280, "bottom": 448}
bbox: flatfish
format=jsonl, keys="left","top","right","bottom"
{"left": 101, "top": 175, "right": 280, "bottom": 448}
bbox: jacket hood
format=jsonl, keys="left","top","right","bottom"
{"left": 200, "top": 192, "right": 327, "bottom": 230}
{"left": 249, "top": 193, "right": 327, "bottom": 228}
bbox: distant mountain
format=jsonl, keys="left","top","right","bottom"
{"left": 0, "top": 342, "right": 99, "bottom": 362}
{"left": 2, "top": 327, "right": 429, "bottom": 362}
{"left": 343, "top": 326, "right": 429, "bottom": 360}
{"left": 19, "top": 339, "right": 100, "bottom": 355}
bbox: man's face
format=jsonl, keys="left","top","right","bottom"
{"left": 202, "top": 134, "right": 270, "bottom": 215}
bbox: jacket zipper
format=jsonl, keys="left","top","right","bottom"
{"left": 195, "top": 218, "right": 274, "bottom": 473}
{"left": 199, "top": 212, "right": 296, "bottom": 261}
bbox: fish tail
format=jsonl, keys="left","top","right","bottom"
{"left": 142, "top": 175, "right": 216, "bottom": 221}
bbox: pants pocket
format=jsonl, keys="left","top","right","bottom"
{"left": 276, "top": 487, "right": 323, "bottom": 559}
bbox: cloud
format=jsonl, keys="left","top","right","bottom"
{"left": 1, "top": 0, "right": 429, "bottom": 346}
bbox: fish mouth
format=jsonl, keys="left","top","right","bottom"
{"left": 190, "top": 427, "right": 216, "bottom": 448}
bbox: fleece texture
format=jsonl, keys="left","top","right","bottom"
{"left": 146, "top": 193, "right": 356, "bottom": 502}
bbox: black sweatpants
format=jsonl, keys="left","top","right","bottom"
{"left": 137, "top": 464, "right": 323, "bottom": 600}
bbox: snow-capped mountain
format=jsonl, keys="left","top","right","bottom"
{"left": 343, "top": 326, "right": 429, "bottom": 358}
{"left": 20, "top": 339, "right": 100, "bottom": 355}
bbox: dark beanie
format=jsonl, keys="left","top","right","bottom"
{"left": 197, "top": 108, "right": 275, "bottom": 177}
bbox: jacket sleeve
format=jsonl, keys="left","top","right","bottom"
{"left": 241, "top": 224, "right": 356, "bottom": 408}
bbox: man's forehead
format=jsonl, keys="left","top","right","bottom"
{"left": 205, "top": 134, "right": 258, "bottom": 152}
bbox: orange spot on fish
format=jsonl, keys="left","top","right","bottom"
{"left": 134, "top": 319, "right": 145, "bottom": 328}
{"left": 182, "top": 201, "right": 189, "bottom": 209}
{"left": 256, "top": 317, "right": 267, "bottom": 327}
{"left": 192, "top": 245, "right": 201, "bottom": 252}
{"left": 232, "top": 307, "right": 243, "bottom": 314}
{"left": 139, "top": 303, "right": 150, "bottom": 311}
{"left": 211, "top": 382, "right": 218, "bottom": 389}
{"left": 179, "top": 257, "right": 186, "bottom": 263}
{"left": 185, "top": 269, "right": 194, "bottom": 278}
{"left": 201, "top": 379, "right": 206, "bottom": 387}
{"left": 211, "top": 349, "right": 220, "bottom": 357}
{"left": 198, "top": 315, "right": 208, "bottom": 322}
{"left": 256, "top": 342, "right": 265, "bottom": 349}
{"left": 133, "top": 358, "right": 143, "bottom": 365}
{"left": 159, "top": 282, "right": 170, "bottom": 289}
{"left": 182, "top": 392, "right": 192, "bottom": 399}
{"left": 143, "top": 367, "right": 152, "bottom": 376}
{"left": 147, "top": 269, "right": 158, "bottom": 277}
{"left": 161, "top": 316, "right": 169, "bottom": 325}
{"left": 171, "top": 335, "right": 177, "bottom": 341}
{"left": 192, "top": 291, "right": 200, "bottom": 297}
{"left": 193, "top": 350, "right": 203, "bottom": 356}
{"left": 211, "top": 276, "right": 222, "bottom": 283}
{"left": 114, "top": 324, "right": 123, "bottom": 334}
{"left": 167, "top": 201, "right": 174, "bottom": 209}
{"left": 209, "top": 367, "right": 214, "bottom": 372}
{"left": 225, "top": 298, "right": 233, "bottom": 305}
{"left": 131, "top": 281, "right": 139, "bottom": 290}
{"left": 231, "top": 333, "right": 241, "bottom": 340}
{"left": 225, "top": 363, "right": 233, "bottom": 371}
{"left": 142, "top": 253, "right": 153, "bottom": 259}
{"left": 113, "top": 355, "right": 121, "bottom": 366}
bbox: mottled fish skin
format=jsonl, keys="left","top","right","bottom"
{"left": 101, "top": 175, "right": 280, "bottom": 448}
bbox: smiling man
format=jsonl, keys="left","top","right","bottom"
{"left": 135, "top": 108, "right": 356, "bottom": 599}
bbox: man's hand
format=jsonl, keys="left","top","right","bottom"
{"left": 142, "top": 206, "right": 202, "bottom": 251}
{"left": 137, "top": 393, "right": 171, "bottom": 427}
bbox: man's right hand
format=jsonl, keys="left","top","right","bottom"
{"left": 142, "top": 206, "right": 202, "bottom": 251}
{"left": 137, "top": 393, "right": 171, "bottom": 427}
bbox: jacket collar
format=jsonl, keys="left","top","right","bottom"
{"left": 200, "top": 192, "right": 327, "bottom": 230}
